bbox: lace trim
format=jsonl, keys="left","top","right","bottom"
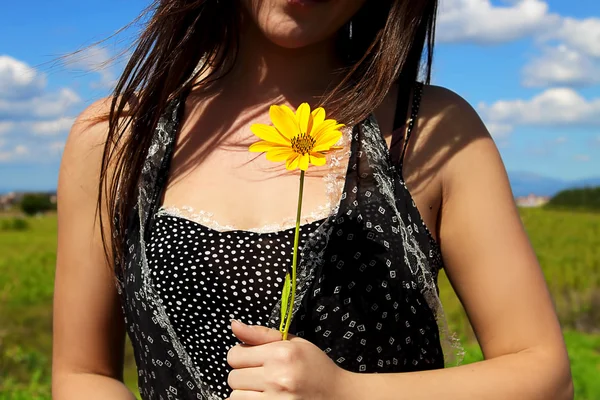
{"left": 156, "top": 127, "right": 353, "bottom": 235}
{"left": 156, "top": 204, "right": 332, "bottom": 234}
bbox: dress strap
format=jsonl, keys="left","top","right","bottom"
{"left": 389, "top": 81, "right": 424, "bottom": 175}
{"left": 142, "top": 91, "right": 189, "bottom": 243}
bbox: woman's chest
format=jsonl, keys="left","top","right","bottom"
{"left": 162, "top": 133, "right": 348, "bottom": 231}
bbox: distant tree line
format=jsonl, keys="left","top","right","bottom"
{"left": 20, "top": 194, "right": 56, "bottom": 216}
{"left": 546, "top": 187, "right": 600, "bottom": 212}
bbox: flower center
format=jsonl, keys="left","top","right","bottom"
{"left": 291, "top": 133, "right": 316, "bottom": 155}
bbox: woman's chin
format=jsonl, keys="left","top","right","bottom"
{"left": 265, "top": 33, "right": 320, "bottom": 49}
{"left": 258, "top": 24, "right": 325, "bottom": 49}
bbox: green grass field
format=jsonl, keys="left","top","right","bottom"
{"left": 1, "top": 208, "right": 599, "bottom": 399}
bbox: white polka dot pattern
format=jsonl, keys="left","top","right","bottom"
{"left": 146, "top": 214, "right": 323, "bottom": 399}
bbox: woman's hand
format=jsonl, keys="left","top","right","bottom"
{"left": 226, "top": 320, "right": 350, "bottom": 400}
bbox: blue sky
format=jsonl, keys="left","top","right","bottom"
{"left": 0, "top": 0, "right": 599, "bottom": 191}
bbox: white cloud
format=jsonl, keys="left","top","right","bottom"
{"left": 551, "top": 17, "right": 600, "bottom": 58}
{"left": 0, "top": 55, "right": 47, "bottom": 100}
{"left": 0, "top": 55, "right": 81, "bottom": 164}
{"left": 522, "top": 45, "right": 600, "bottom": 87}
{"left": 522, "top": 16, "right": 600, "bottom": 87}
{"left": 479, "top": 88, "right": 600, "bottom": 126}
{"left": 0, "top": 88, "right": 80, "bottom": 120}
{"left": 438, "top": 2, "right": 600, "bottom": 87}
{"left": 0, "top": 57, "right": 81, "bottom": 121}
{"left": 30, "top": 117, "right": 76, "bottom": 136}
{"left": 0, "top": 118, "right": 75, "bottom": 137}
{"left": 64, "top": 45, "right": 117, "bottom": 90}
{"left": 437, "top": 0, "right": 600, "bottom": 57}
{"left": 437, "top": 0, "right": 556, "bottom": 44}
{"left": 574, "top": 154, "right": 590, "bottom": 162}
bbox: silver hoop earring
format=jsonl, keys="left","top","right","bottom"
{"left": 349, "top": 20, "right": 353, "bottom": 41}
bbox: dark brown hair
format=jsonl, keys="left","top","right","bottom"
{"left": 99, "top": 0, "right": 438, "bottom": 269}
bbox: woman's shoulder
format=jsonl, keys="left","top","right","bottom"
{"left": 409, "top": 83, "right": 495, "bottom": 168}
{"left": 400, "top": 84, "right": 498, "bottom": 213}
{"left": 64, "top": 94, "right": 139, "bottom": 165}
{"left": 59, "top": 95, "right": 135, "bottom": 211}
{"left": 68, "top": 94, "right": 138, "bottom": 142}
{"left": 419, "top": 84, "right": 490, "bottom": 140}
{"left": 62, "top": 97, "right": 111, "bottom": 169}
{"left": 412, "top": 84, "right": 505, "bottom": 197}
{"left": 68, "top": 97, "right": 111, "bottom": 140}
{"left": 61, "top": 98, "right": 113, "bottom": 189}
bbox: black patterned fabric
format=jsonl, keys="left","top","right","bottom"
{"left": 146, "top": 212, "right": 323, "bottom": 399}
{"left": 115, "top": 82, "right": 456, "bottom": 400}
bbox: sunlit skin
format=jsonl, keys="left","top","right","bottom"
{"left": 52, "top": 0, "right": 573, "bottom": 399}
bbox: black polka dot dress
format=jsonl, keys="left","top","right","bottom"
{"left": 115, "top": 82, "right": 458, "bottom": 400}
{"left": 146, "top": 214, "right": 323, "bottom": 398}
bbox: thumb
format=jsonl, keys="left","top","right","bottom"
{"left": 231, "top": 319, "right": 283, "bottom": 345}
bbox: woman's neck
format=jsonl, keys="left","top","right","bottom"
{"left": 220, "top": 17, "right": 344, "bottom": 100}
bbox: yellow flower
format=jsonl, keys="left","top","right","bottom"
{"left": 249, "top": 103, "right": 344, "bottom": 171}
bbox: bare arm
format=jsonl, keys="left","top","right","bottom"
{"left": 52, "top": 99, "right": 136, "bottom": 399}
{"left": 339, "top": 87, "right": 573, "bottom": 399}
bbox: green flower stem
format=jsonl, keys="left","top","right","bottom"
{"left": 282, "top": 170, "right": 305, "bottom": 340}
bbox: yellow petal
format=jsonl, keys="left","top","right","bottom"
{"left": 311, "top": 107, "right": 326, "bottom": 128}
{"left": 298, "top": 154, "right": 310, "bottom": 171}
{"left": 309, "top": 152, "right": 327, "bottom": 167}
{"left": 270, "top": 105, "right": 299, "bottom": 139}
{"left": 286, "top": 154, "right": 300, "bottom": 170}
{"left": 317, "top": 129, "right": 343, "bottom": 143}
{"left": 313, "top": 130, "right": 343, "bottom": 153}
{"left": 296, "top": 103, "right": 311, "bottom": 134}
{"left": 266, "top": 148, "right": 294, "bottom": 162}
{"left": 250, "top": 124, "right": 290, "bottom": 146}
{"left": 249, "top": 141, "right": 284, "bottom": 153}
{"left": 312, "top": 119, "right": 343, "bottom": 142}
{"left": 307, "top": 107, "right": 325, "bottom": 134}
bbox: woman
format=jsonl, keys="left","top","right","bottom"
{"left": 52, "top": 0, "right": 574, "bottom": 399}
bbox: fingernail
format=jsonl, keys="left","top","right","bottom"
{"left": 230, "top": 319, "right": 246, "bottom": 327}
